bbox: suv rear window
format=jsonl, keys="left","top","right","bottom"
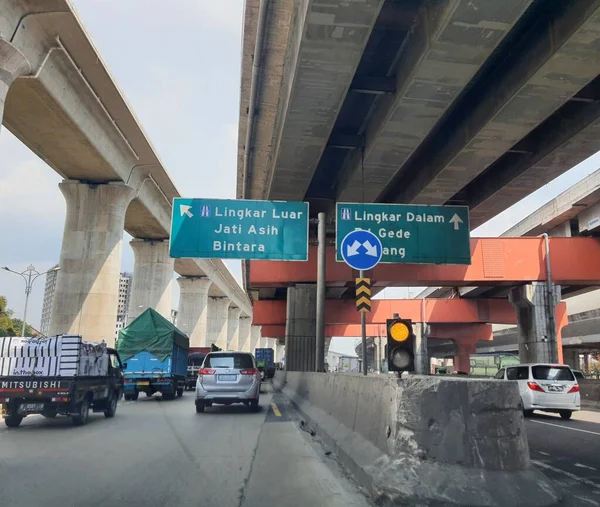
{"left": 532, "top": 365, "right": 575, "bottom": 381}
{"left": 204, "top": 354, "right": 254, "bottom": 369}
{"left": 507, "top": 366, "right": 529, "bottom": 380}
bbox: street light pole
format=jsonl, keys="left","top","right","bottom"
{"left": 1, "top": 265, "right": 60, "bottom": 336}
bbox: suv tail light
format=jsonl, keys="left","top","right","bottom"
{"left": 240, "top": 369, "right": 257, "bottom": 375}
{"left": 568, "top": 384, "right": 580, "bottom": 393}
{"left": 199, "top": 368, "right": 216, "bottom": 375}
{"left": 527, "top": 382, "right": 545, "bottom": 392}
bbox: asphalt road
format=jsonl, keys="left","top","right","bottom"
{"left": 0, "top": 386, "right": 373, "bottom": 507}
{"left": 526, "top": 410, "right": 600, "bottom": 506}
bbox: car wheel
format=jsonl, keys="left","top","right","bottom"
{"left": 4, "top": 415, "right": 23, "bottom": 428}
{"left": 72, "top": 399, "right": 90, "bottom": 426}
{"left": 196, "top": 402, "right": 205, "bottom": 413}
{"left": 124, "top": 393, "right": 132, "bottom": 401}
{"left": 250, "top": 400, "right": 259, "bottom": 412}
{"left": 559, "top": 410, "right": 573, "bottom": 420}
{"left": 176, "top": 388, "right": 184, "bottom": 398}
{"left": 523, "top": 410, "right": 534, "bottom": 418}
{"left": 131, "top": 390, "right": 139, "bottom": 401}
{"left": 104, "top": 392, "right": 118, "bottom": 418}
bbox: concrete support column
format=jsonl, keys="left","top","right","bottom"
{"left": 509, "top": 282, "right": 561, "bottom": 364}
{"left": 453, "top": 341, "right": 477, "bottom": 374}
{"left": 275, "top": 339, "right": 285, "bottom": 362}
{"left": 0, "top": 38, "right": 31, "bottom": 128}
{"left": 226, "top": 307, "right": 241, "bottom": 350}
{"left": 563, "top": 349, "right": 580, "bottom": 370}
{"left": 176, "top": 277, "right": 212, "bottom": 347}
{"left": 249, "top": 325, "right": 261, "bottom": 353}
{"left": 285, "top": 284, "right": 317, "bottom": 372}
{"left": 50, "top": 181, "right": 136, "bottom": 346}
{"left": 207, "top": 298, "right": 230, "bottom": 349}
{"left": 414, "top": 323, "right": 429, "bottom": 375}
{"left": 238, "top": 317, "right": 251, "bottom": 351}
{"left": 129, "top": 240, "right": 174, "bottom": 321}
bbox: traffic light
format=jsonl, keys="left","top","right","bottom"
{"left": 386, "top": 317, "right": 415, "bottom": 372}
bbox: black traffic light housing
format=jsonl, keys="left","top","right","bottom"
{"left": 386, "top": 317, "right": 415, "bottom": 372}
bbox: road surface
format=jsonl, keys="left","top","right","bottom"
{"left": 526, "top": 410, "right": 600, "bottom": 506}
{"left": 0, "top": 386, "right": 373, "bottom": 507}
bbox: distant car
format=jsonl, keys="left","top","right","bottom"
{"left": 495, "top": 363, "right": 580, "bottom": 419}
{"left": 195, "top": 352, "right": 261, "bottom": 413}
{"left": 572, "top": 370, "right": 585, "bottom": 382}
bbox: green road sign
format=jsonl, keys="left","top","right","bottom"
{"left": 170, "top": 198, "right": 309, "bottom": 261}
{"left": 336, "top": 203, "right": 471, "bottom": 265}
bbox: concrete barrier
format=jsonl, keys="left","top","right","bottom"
{"left": 274, "top": 371, "right": 559, "bottom": 507}
{"left": 580, "top": 379, "right": 600, "bottom": 410}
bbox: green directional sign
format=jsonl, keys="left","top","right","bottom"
{"left": 336, "top": 203, "right": 471, "bottom": 265}
{"left": 170, "top": 198, "right": 309, "bottom": 261}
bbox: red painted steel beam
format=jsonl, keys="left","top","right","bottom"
{"left": 249, "top": 237, "right": 600, "bottom": 286}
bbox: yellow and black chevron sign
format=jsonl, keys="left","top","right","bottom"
{"left": 356, "top": 277, "right": 371, "bottom": 313}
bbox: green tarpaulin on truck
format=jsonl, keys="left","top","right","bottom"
{"left": 117, "top": 308, "right": 189, "bottom": 361}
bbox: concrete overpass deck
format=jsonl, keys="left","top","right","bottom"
{"left": 0, "top": 1, "right": 250, "bottom": 315}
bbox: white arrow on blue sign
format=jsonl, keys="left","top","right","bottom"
{"left": 340, "top": 229, "right": 383, "bottom": 271}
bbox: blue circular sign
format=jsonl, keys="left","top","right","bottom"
{"left": 340, "top": 229, "right": 383, "bottom": 271}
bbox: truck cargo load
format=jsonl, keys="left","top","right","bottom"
{"left": 117, "top": 309, "right": 189, "bottom": 400}
{"left": 0, "top": 335, "right": 124, "bottom": 427}
{"left": 254, "top": 348, "right": 275, "bottom": 380}
{"left": 186, "top": 347, "right": 211, "bottom": 390}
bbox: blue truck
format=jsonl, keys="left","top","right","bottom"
{"left": 117, "top": 309, "right": 189, "bottom": 401}
{"left": 255, "top": 348, "right": 275, "bottom": 380}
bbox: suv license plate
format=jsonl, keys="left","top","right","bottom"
{"left": 218, "top": 374, "right": 237, "bottom": 381}
{"left": 18, "top": 403, "right": 44, "bottom": 415}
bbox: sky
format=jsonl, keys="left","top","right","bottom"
{"left": 1, "top": 0, "right": 599, "bottom": 357}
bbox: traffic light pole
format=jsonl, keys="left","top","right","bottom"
{"left": 316, "top": 212, "right": 326, "bottom": 373}
{"left": 360, "top": 269, "right": 367, "bottom": 376}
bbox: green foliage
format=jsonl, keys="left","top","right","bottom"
{"left": 0, "top": 296, "right": 34, "bottom": 337}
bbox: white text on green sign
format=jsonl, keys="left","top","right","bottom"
{"left": 336, "top": 203, "right": 471, "bottom": 265}
{"left": 170, "top": 198, "right": 309, "bottom": 261}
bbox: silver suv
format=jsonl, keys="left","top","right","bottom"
{"left": 195, "top": 352, "right": 261, "bottom": 413}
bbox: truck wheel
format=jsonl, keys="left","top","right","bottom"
{"left": 176, "top": 388, "right": 184, "bottom": 398}
{"left": 4, "top": 415, "right": 23, "bottom": 428}
{"left": 104, "top": 392, "right": 118, "bottom": 418}
{"left": 72, "top": 399, "right": 90, "bottom": 426}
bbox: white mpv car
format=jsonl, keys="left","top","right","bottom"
{"left": 495, "top": 363, "right": 580, "bottom": 419}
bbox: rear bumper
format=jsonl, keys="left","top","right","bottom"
{"left": 522, "top": 392, "right": 581, "bottom": 411}
{"left": 195, "top": 383, "right": 260, "bottom": 404}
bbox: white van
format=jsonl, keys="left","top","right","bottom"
{"left": 494, "top": 363, "right": 580, "bottom": 419}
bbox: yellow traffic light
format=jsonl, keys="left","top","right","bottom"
{"left": 389, "top": 321, "right": 410, "bottom": 342}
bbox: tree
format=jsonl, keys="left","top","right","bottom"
{"left": 0, "top": 296, "right": 34, "bottom": 337}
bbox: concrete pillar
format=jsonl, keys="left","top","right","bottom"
{"left": 129, "top": 240, "right": 174, "bottom": 321}
{"left": 285, "top": 284, "right": 317, "bottom": 372}
{"left": 50, "top": 181, "right": 136, "bottom": 346}
{"left": 207, "top": 298, "right": 230, "bottom": 349}
{"left": 226, "top": 307, "right": 241, "bottom": 350}
{"left": 453, "top": 341, "right": 477, "bottom": 374}
{"left": 414, "top": 323, "right": 429, "bottom": 375}
{"left": 0, "top": 38, "right": 31, "bottom": 128}
{"left": 249, "top": 325, "right": 261, "bottom": 353}
{"left": 509, "top": 282, "right": 561, "bottom": 363}
{"left": 238, "top": 317, "right": 251, "bottom": 351}
{"left": 275, "top": 339, "right": 285, "bottom": 362}
{"left": 563, "top": 349, "right": 580, "bottom": 370}
{"left": 176, "top": 277, "right": 212, "bottom": 347}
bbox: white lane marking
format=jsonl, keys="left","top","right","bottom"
{"left": 533, "top": 460, "right": 600, "bottom": 491}
{"left": 538, "top": 451, "right": 550, "bottom": 456}
{"left": 575, "top": 463, "right": 598, "bottom": 471}
{"left": 531, "top": 419, "right": 600, "bottom": 436}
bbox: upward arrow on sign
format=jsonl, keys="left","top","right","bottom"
{"left": 450, "top": 213, "right": 463, "bottom": 230}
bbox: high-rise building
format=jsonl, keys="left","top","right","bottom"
{"left": 39, "top": 268, "right": 133, "bottom": 339}
{"left": 40, "top": 264, "right": 60, "bottom": 336}
{"left": 115, "top": 273, "right": 133, "bottom": 339}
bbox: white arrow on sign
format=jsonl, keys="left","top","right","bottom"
{"left": 363, "top": 240, "right": 378, "bottom": 257}
{"left": 180, "top": 204, "right": 194, "bottom": 218}
{"left": 346, "top": 240, "right": 361, "bottom": 257}
{"left": 450, "top": 213, "right": 463, "bottom": 231}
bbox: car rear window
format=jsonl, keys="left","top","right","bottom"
{"left": 532, "top": 366, "right": 575, "bottom": 381}
{"left": 204, "top": 354, "right": 254, "bottom": 369}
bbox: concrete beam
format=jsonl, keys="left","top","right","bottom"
{"left": 0, "top": 37, "right": 30, "bottom": 129}
{"left": 266, "top": 0, "right": 385, "bottom": 201}
{"left": 338, "top": 0, "right": 534, "bottom": 202}
{"left": 391, "top": 1, "right": 600, "bottom": 206}
{"left": 249, "top": 238, "right": 600, "bottom": 287}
